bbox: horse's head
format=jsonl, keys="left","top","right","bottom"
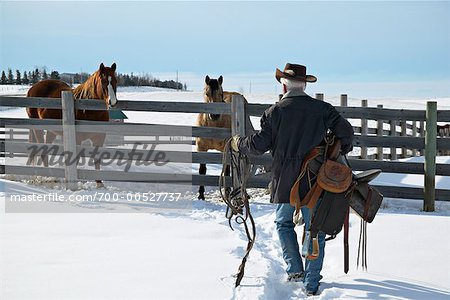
{"left": 204, "top": 75, "right": 224, "bottom": 121}
{"left": 97, "top": 63, "right": 118, "bottom": 108}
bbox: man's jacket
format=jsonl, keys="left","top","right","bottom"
{"left": 238, "top": 91, "right": 354, "bottom": 204}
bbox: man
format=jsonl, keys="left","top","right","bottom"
{"left": 231, "top": 63, "right": 354, "bottom": 296}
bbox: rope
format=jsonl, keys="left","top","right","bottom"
{"left": 219, "top": 138, "right": 256, "bottom": 287}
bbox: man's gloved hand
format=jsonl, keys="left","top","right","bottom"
{"left": 231, "top": 135, "right": 241, "bottom": 152}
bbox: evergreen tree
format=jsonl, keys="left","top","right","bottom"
{"left": 34, "top": 68, "right": 40, "bottom": 81}
{"left": 22, "top": 71, "right": 29, "bottom": 84}
{"left": 7, "top": 69, "right": 14, "bottom": 84}
{"left": 50, "top": 70, "right": 60, "bottom": 79}
{"left": 81, "top": 72, "right": 89, "bottom": 83}
{"left": 42, "top": 69, "right": 48, "bottom": 80}
{"left": 31, "top": 70, "right": 38, "bottom": 84}
{"left": 1, "top": 71, "right": 7, "bottom": 84}
{"left": 16, "top": 70, "right": 21, "bottom": 85}
{"left": 73, "top": 73, "right": 81, "bottom": 84}
{"left": 123, "top": 74, "right": 132, "bottom": 86}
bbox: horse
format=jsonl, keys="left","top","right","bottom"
{"left": 196, "top": 75, "right": 248, "bottom": 200}
{"left": 26, "top": 63, "right": 118, "bottom": 188}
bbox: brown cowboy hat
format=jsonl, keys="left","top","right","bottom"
{"left": 275, "top": 63, "right": 317, "bottom": 83}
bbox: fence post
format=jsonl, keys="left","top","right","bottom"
{"left": 340, "top": 94, "right": 348, "bottom": 107}
{"left": 361, "top": 99, "right": 368, "bottom": 159}
{"left": 315, "top": 93, "right": 324, "bottom": 101}
{"left": 8, "top": 129, "right": 14, "bottom": 158}
{"left": 412, "top": 121, "right": 418, "bottom": 156}
{"left": 390, "top": 120, "right": 397, "bottom": 160}
{"left": 231, "top": 95, "right": 247, "bottom": 189}
{"left": 445, "top": 126, "right": 450, "bottom": 155}
{"left": 401, "top": 121, "right": 408, "bottom": 158}
{"left": 377, "top": 105, "right": 384, "bottom": 160}
{"left": 61, "top": 91, "right": 78, "bottom": 191}
{"left": 424, "top": 101, "right": 437, "bottom": 212}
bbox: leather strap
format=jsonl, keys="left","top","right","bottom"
{"left": 305, "top": 183, "right": 323, "bottom": 209}
{"left": 344, "top": 206, "right": 350, "bottom": 274}
{"left": 289, "top": 147, "right": 320, "bottom": 211}
{"left": 357, "top": 219, "right": 368, "bottom": 271}
{"left": 363, "top": 187, "right": 373, "bottom": 221}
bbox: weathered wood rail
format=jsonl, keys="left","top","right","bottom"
{"left": 1, "top": 93, "right": 449, "bottom": 208}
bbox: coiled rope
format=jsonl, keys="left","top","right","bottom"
{"left": 219, "top": 138, "right": 256, "bottom": 287}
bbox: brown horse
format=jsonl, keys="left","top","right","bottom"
{"left": 196, "top": 75, "right": 247, "bottom": 200}
{"left": 27, "top": 63, "right": 118, "bottom": 188}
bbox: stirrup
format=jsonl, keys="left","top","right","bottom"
{"left": 306, "top": 236, "right": 320, "bottom": 260}
{"left": 301, "top": 231, "right": 320, "bottom": 260}
{"left": 293, "top": 210, "right": 303, "bottom": 226}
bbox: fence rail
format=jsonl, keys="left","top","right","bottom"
{"left": 1, "top": 93, "right": 450, "bottom": 206}
{"left": 3, "top": 140, "right": 450, "bottom": 175}
{"left": 0, "top": 96, "right": 232, "bottom": 114}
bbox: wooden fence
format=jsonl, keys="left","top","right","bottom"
{"left": 1, "top": 93, "right": 449, "bottom": 210}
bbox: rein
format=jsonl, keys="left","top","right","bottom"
{"left": 343, "top": 155, "right": 368, "bottom": 271}
{"left": 219, "top": 138, "right": 256, "bottom": 287}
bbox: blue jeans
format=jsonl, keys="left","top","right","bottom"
{"left": 275, "top": 203, "right": 326, "bottom": 293}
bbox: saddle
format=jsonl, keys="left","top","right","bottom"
{"left": 289, "top": 135, "right": 383, "bottom": 272}
{"left": 289, "top": 136, "right": 351, "bottom": 215}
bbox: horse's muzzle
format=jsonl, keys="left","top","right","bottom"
{"left": 109, "top": 97, "right": 118, "bottom": 108}
{"left": 107, "top": 88, "right": 118, "bottom": 108}
{"left": 209, "top": 114, "right": 220, "bottom": 121}
{"left": 107, "top": 76, "right": 118, "bottom": 108}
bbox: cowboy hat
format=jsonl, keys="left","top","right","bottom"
{"left": 275, "top": 63, "right": 317, "bottom": 83}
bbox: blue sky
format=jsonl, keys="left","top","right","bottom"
{"left": 1, "top": 1, "right": 449, "bottom": 96}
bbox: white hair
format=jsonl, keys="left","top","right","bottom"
{"left": 281, "top": 77, "right": 306, "bottom": 92}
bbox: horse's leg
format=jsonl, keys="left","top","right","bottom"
{"left": 27, "top": 128, "right": 37, "bottom": 165}
{"left": 198, "top": 162, "right": 207, "bottom": 200}
{"left": 43, "top": 131, "right": 58, "bottom": 167}
{"left": 197, "top": 140, "right": 208, "bottom": 200}
{"left": 217, "top": 139, "right": 231, "bottom": 200}
{"left": 34, "top": 129, "right": 46, "bottom": 166}
{"left": 92, "top": 134, "right": 106, "bottom": 188}
{"left": 26, "top": 107, "right": 38, "bottom": 165}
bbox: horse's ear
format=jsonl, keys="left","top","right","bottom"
{"left": 218, "top": 76, "right": 223, "bottom": 85}
{"left": 205, "top": 75, "right": 210, "bottom": 85}
{"left": 111, "top": 63, "right": 116, "bottom": 72}
{"left": 99, "top": 63, "right": 105, "bottom": 73}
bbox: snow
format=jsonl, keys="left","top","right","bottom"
{"left": 1, "top": 86, "right": 450, "bottom": 299}
{"left": 1, "top": 188, "right": 449, "bottom": 299}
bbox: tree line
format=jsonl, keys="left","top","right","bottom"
{"left": 0, "top": 68, "right": 59, "bottom": 85}
{"left": 0, "top": 68, "right": 187, "bottom": 90}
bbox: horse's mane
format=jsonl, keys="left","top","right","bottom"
{"left": 72, "top": 71, "right": 103, "bottom": 100}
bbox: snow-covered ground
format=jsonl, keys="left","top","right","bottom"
{"left": 1, "top": 85, "right": 449, "bottom": 299}
{"left": 1, "top": 185, "right": 449, "bottom": 300}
